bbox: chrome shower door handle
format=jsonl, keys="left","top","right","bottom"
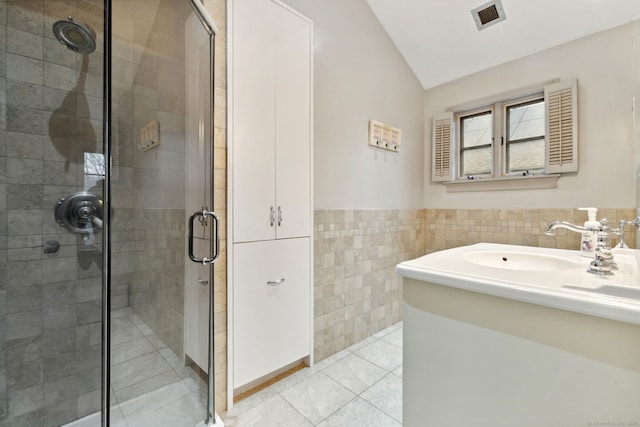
{"left": 188, "top": 210, "right": 220, "bottom": 265}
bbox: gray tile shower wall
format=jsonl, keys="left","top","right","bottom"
{"left": 109, "top": 0, "right": 192, "bottom": 366}
{"left": 109, "top": 0, "right": 229, "bottom": 411}
{"left": 127, "top": 208, "right": 186, "bottom": 357}
{"left": 0, "top": 1, "right": 105, "bottom": 426}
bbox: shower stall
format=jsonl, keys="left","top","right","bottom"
{"left": 0, "top": 0, "right": 225, "bottom": 426}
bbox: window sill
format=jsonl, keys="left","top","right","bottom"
{"left": 443, "top": 174, "right": 560, "bottom": 192}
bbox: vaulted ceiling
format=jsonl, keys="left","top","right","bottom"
{"left": 366, "top": 0, "right": 639, "bottom": 89}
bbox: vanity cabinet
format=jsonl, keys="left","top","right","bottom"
{"left": 397, "top": 244, "right": 640, "bottom": 427}
{"left": 229, "top": 0, "right": 313, "bottom": 393}
{"left": 402, "top": 279, "right": 640, "bottom": 427}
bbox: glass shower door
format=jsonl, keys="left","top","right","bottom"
{"left": 0, "top": 0, "right": 220, "bottom": 425}
{"left": 107, "top": 0, "right": 219, "bottom": 425}
{"left": 0, "top": 1, "right": 106, "bottom": 426}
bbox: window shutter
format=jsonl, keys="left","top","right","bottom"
{"left": 545, "top": 79, "right": 578, "bottom": 173}
{"left": 432, "top": 112, "right": 454, "bottom": 182}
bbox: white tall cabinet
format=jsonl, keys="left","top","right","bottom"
{"left": 229, "top": 0, "right": 313, "bottom": 396}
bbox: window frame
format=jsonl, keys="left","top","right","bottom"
{"left": 431, "top": 79, "right": 577, "bottom": 191}
{"left": 454, "top": 92, "right": 550, "bottom": 182}
{"left": 503, "top": 95, "right": 546, "bottom": 177}
{"left": 458, "top": 107, "right": 494, "bottom": 179}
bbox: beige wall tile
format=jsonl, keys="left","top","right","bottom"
{"left": 313, "top": 207, "right": 636, "bottom": 364}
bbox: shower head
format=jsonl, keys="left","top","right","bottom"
{"left": 53, "top": 16, "right": 96, "bottom": 54}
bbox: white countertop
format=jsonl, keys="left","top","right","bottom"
{"left": 396, "top": 243, "right": 640, "bottom": 325}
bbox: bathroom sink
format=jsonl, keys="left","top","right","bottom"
{"left": 463, "top": 250, "right": 579, "bottom": 271}
{"left": 396, "top": 243, "right": 640, "bottom": 325}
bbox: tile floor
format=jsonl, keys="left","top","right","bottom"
{"left": 65, "top": 308, "right": 210, "bottom": 427}
{"left": 223, "top": 321, "right": 403, "bottom": 427}
{"left": 65, "top": 313, "right": 403, "bottom": 426}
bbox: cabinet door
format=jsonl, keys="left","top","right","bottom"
{"left": 274, "top": 6, "right": 311, "bottom": 239}
{"left": 232, "top": 0, "right": 277, "bottom": 243}
{"left": 233, "top": 238, "right": 310, "bottom": 389}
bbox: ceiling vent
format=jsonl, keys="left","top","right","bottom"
{"left": 471, "top": 0, "right": 506, "bottom": 31}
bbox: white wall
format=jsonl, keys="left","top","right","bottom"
{"left": 281, "top": 0, "right": 425, "bottom": 210}
{"left": 424, "top": 22, "right": 640, "bottom": 210}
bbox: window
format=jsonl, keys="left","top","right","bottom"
{"left": 505, "top": 98, "right": 545, "bottom": 174}
{"left": 457, "top": 96, "right": 545, "bottom": 180}
{"left": 84, "top": 152, "right": 105, "bottom": 176}
{"left": 460, "top": 110, "right": 493, "bottom": 177}
{"left": 431, "top": 79, "right": 578, "bottom": 190}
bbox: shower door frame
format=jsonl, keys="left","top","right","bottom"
{"left": 101, "top": 0, "right": 112, "bottom": 425}
{"left": 186, "top": 1, "right": 221, "bottom": 426}
{"left": 100, "top": 1, "right": 220, "bottom": 426}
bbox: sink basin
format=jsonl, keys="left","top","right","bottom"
{"left": 463, "top": 250, "right": 579, "bottom": 271}
{"left": 396, "top": 243, "right": 640, "bottom": 325}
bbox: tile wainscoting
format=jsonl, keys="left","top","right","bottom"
{"left": 314, "top": 210, "right": 426, "bottom": 362}
{"left": 313, "top": 208, "right": 637, "bottom": 362}
{"left": 424, "top": 208, "right": 637, "bottom": 253}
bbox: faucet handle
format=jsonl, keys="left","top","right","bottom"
{"left": 614, "top": 219, "right": 629, "bottom": 248}
{"left": 595, "top": 246, "right": 613, "bottom": 261}
{"left": 588, "top": 247, "right": 614, "bottom": 275}
{"left": 613, "top": 220, "right": 626, "bottom": 235}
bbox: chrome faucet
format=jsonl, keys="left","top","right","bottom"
{"left": 544, "top": 219, "right": 610, "bottom": 237}
{"left": 544, "top": 219, "right": 614, "bottom": 275}
{"left": 544, "top": 220, "right": 589, "bottom": 235}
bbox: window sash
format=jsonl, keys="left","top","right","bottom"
{"left": 459, "top": 109, "right": 493, "bottom": 178}
{"left": 504, "top": 97, "right": 545, "bottom": 175}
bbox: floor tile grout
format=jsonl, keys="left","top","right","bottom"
{"left": 222, "top": 321, "right": 403, "bottom": 426}
{"left": 66, "top": 317, "right": 402, "bottom": 426}
{"left": 111, "top": 313, "right": 207, "bottom": 425}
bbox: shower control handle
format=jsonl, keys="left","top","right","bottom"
{"left": 188, "top": 210, "right": 220, "bottom": 265}
{"left": 54, "top": 192, "right": 103, "bottom": 234}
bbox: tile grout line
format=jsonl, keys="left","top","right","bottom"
{"left": 221, "top": 322, "right": 403, "bottom": 424}
{"left": 278, "top": 331, "right": 401, "bottom": 426}
{"left": 357, "top": 371, "right": 402, "bottom": 423}
{"left": 113, "top": 313, "right": 208, "bottom": 422}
